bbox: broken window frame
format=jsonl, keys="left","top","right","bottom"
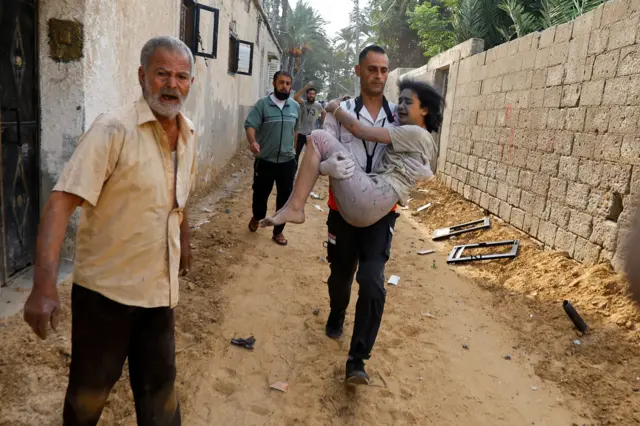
{"left": 228, "top": 33, "right": 254, "bottom": 76}
{"left": 446, "top": 240, "right": 520, "bottom": 264}
{"left": 432, "top": 217, "right": 491, "bottom": 241}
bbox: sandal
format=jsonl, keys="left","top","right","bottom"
{"left": 248, "top": 217, "right": 260, "bottom": 232}
{"left": 272, "top": 233, "right": 288, "bottom": 246}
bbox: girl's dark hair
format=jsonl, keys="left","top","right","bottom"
{"left": 398, "top": 79, "right": 445, "bottom": 133}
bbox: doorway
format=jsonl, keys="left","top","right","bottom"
{"left": 0, "top": 0, "right": 40, "bottom": 284}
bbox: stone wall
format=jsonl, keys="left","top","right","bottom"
{"left": 437, "top": 0, "right": 640, "bottom": 270}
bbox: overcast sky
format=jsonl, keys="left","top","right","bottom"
{"left": 304, "top": 0, "right": 371, "bottom": 40}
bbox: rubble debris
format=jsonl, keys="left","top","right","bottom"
{"left": 447, "top": 240, "right": 520, "bottom": 264}
{"left": 417, "top": 249, "right": 435, "bottom": 255}
{"left": 270, "top": 382, "right": 289, "bottom": 392}
{"left": 387, "top": 275, "right": 400, "bottom": 286}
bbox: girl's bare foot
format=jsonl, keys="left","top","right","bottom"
{"left": 260, "top": 207, "right": 306, "bottom": 227}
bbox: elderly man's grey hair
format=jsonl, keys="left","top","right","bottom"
{"left": 140, "top": 36, "right": 194, "bottom": 74}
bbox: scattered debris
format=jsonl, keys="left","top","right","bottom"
{"left": 415, "top": 203, "right": 432, "bottom": 214}
{"left": 270, "top": 381, "right": 289, "bottom": 393}
{"left": 377, "top": 372, "right": 389, "bottom": 387}
{"left": 280, "top": 355, "right": 293, "bottom": 368}
{"left": 432, "top": 217, "right": 491, "bottom": 241}
{"left": 431, "top": 260, "right": 437, "bottom": 269}
{"left": 504, "top": 355, "right": 512, "bottom": 360}
{"left": 225, "top": 208, "right": 231, "bottom": 214}
{"left": 422, "top": 312, "right": 436, "bottom": 319}
{"left": 417, "top": 249, "right": 435, "bottom": 256}
{"left": 310, "top": 192, "right": 321, "bottom": 200}
{"left": 633, "top": 388, "right": 640, "bottom": 393}
{"left": 462, "top": 343, "right": 469, "bottom": 350}
{"left": 447, "top": 240, "right": 520, "bottom": 264}
{"left": 312, "top": 309, "right": 320, "bottom": 316}
{"left": 231, "top": 336, "right": 256, "bottom": 351}
{"left": 387, "top": 275, "right": 401, "bottom": 286}
{"left": 313, "top": 204, "right": 325, "bottom": 212}
{"left": 573, "top": 339, "right": 582, "bottom": 346}
{"left": 201, "top": 207, "right": 213, "bottom": 213}
{"left": 531, "top": 386, "right": 538, "bottom": 391}
{"left": 563, "top": 300, "right": 589, "bottom": 333}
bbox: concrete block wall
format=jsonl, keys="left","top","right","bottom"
{"left": 438, "top": 0, "right": 640, "bottom": 270}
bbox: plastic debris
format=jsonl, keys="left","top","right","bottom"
{"left": 387, "top": 275, "right": 400, "bottom": 286}
{"left": 416, "top": 203, "right": 432, "bottom": 213}
{"left": 270, "top": 382, "right": 289, "bottom": 392}
{"left": 417, "top": 249, "right": 435, "bottom": 255}
{"left": 573, "top": 339, "right": 581, "bottom": 346}
{"left": 231, "top": 336, "right": 256, "bottom": 351}
{"left": 531, "top": 386, "right": 538, "bottom": 391}
{"left": 225, "top": 208, "right": 231, "bottom": 214}
{"left": 462, "top": 343, "right": 469, "bottom": 350}
{"left": 422, "top": 312, "right": 436, "bottom": 319}
{"left": 504, "top": 355, "right": 512, "bottom": 360}
{"left": 313, "top": 204, "right": 325, "bottom": 212}
{"left": 310, "top": 192, "right": 321, "bottom": 199}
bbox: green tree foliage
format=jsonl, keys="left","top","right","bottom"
{"left": 408, "top": 0, "right": 456, "bottom": 57}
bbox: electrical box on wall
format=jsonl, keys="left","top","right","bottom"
{"left": 48, "top": 19, "right": 83, "bottom": 62}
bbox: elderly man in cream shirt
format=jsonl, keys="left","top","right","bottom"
{"left": 23, "top": 36, "right": 196, "bottom": 426}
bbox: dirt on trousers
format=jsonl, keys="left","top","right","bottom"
{"left": 0, "top": 151, "right": 639, "bottom": 425}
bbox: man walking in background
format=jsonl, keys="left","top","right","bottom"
{"left": 294, "top": 81, "right": 325, "bottom": 164}
{"left": 23, "top": 36, "right": 196, "bottom": 425}
{"left": 322, "top": 45, "right": 434, "bottom": 385}
{"left": 245, "top": 71, "right": 300, "bottom": 246}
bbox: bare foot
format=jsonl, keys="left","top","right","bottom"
{"left": 259, "top": 207, "right": 306, "bottom": 227}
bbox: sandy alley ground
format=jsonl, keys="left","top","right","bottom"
{"left": 1, "top": 151, "right": 639, "bottom": 425}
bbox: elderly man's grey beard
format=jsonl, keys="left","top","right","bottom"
{"left": 143, "top": 80, "right": 188, "bottom": 119}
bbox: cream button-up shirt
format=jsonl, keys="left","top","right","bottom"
{"left": 54, "top": 98, "right": 197, "bottom": 308}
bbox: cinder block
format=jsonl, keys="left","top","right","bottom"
{"left": 578, "top": 159, "right": 603, "bottom": 186}
{"left": 601, "top": 0, "right": 631, "bottom": 26}
{"left": 487, "top": 161, "right": 498, "bottom": 178}
{"left": 548, "top": 131, "right": 574, "bottom": 155}
{"left": 478, "top": 175, "right": 489, "bottom": 192}
{"left": 573, "top": 133, "right": 596, "bottom": 158}
{"left": 497, "top": 182, "right": 509, "bottom": 201}
{"left": 541, "top": 153, "right": 560, "bottom": 176}
{"left": 573, "top": 9, "right": 596, "bottom": 38}
{"left": 547, "top": 64, "right": 565, "bottom": 86}
{"left": 549, "top": 42, "right": 570, "bottom": 66}
{"left": 562, "top": 84, "right": 582, "bottom": 107}
{"left": 585, "top": 107, "right": 610, "bottom": 134}
{"left": 559, "top": 156, "right": 580, "bottom": 180}
{"left": 529, "top": 89, "right": 545, "bottom": 108}
{"left": 519, "top": 190, "right": 536, "bottom": 211}
{"left": 472, "top": 188, "right": 482, "bottom": 205}
{"left": 591, "top": 217, "right": 619, "bottom": 250}
{"left": 532, "top": 69, "right": 548, "bottom": 89}
{"left": 600, "top": 163, "right": 632, "bottom": 193}
{"left": 592, "top": 3, "right": 605, "bottom": 29}
{"left": 489, "top": 196, "right": 501, "bottom": 215}
{"left": 628, "top": 74, "right": 640, "bottom": 105}
{"left": 549, "top": 177, "right": 568, "bottom": 201}
{"left": 574, "top": 237, "right": 602, "bottom": 265}
{"left": 621, "top": 135, "right": 640, "bottom": 165}
{"left": 589, "top": 28, "right": 610, "bottom": 56}
{"left": 567, "top": 181, "right": 591, "bottom": 209}
{"left": 519, "top": 108, "right": 548, "bottom": 130}
{"left": 565, "top": 108, "right": 587, "bottom": 131}
{"left": 618, "top": 45, "right": 640, "bottom": 76}
{"left": 531, "top": 173, "right": 550, "bottom": 196}
{"left": 580, "top": 80, "right": 605, "bottom": 106}
{"left": 463, "top": 184, "right": 472, "bottom": 199}
{"left": 512, "top": 147, "right": 528, "bottom": 168}
{"left": 565, "top": 59, "right": 590, "bottom": 84}
{"left": 469, "top": 172, "right": 480, "bottom": 188}
{"left": 544, "top": 87, "right": 562, "bottom": 107}
{"left": 480, "top": 191, "right": 491, "bottom": 209}
{"left": 499, "top": 201, "right": 512, "bottom": 221}
{"left": 594, "top": 134, "right": 622, "bottom": 161}
{"left": 477, "top": 158, "right": 488, "bottom": 174}
{"left": 538, "top": 220, "right": 558, "bottom": 246}
{"left": 569, "top": 209, "right": 594, "bottom": 238}
{"left": 487, "top": 178, "right": 498, "bottom": 196}
{"left": 539, "top": 27, "right": 556, "bottom": 48}
{"left": 547, "top": 108, "right": 566, "bottom": 129}
{"left": 526, "top": 150, "right": 543, "bottom": 172}
{"left": 468, "top": 155, "right": 478, "bottom": 172}
{"left": 609, "top": 106, "right": 639, "bottom": 134}
{"left": 511, "top": 208, "right": 526, "bottom": 229}
{"left": 519, "top": 170, "right": 534, "bottom": 190}
{"left": 554, "top": 228, "right": 578, "bottom": 256}
{"left": 519, "top": 32, "right": 540, "bottom": 52}
{"left": 608, "top": 15, "right": 639, "bottom": 51}
{"left": 508, "top": 186, "right": 522, "bottom": 206}
{"left": 593, "top": 50, "right": 621, "bottom": 79}
{"left": 548, "top": 202, "right": 571, "bottom": 227}
{"left": 497, "top": 163, "right": 508, "bottom": 181}
{"left": 524, "top": 213, "right": 541, "bottom": 236}
{"left": 507, "top": 166, "right": 520, "bottom": 183}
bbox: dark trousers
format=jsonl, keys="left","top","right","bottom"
{"left": 295, "top": 133, "right": 307, "bottom": 164}
{"left": 63, "top": 285, "right": 180, "bottom": 426}
{"left": 325, "top": 209, "right": 398, "bottom": 360}
{"left": 252, "top": 158, "right": 296, "bottom": 236}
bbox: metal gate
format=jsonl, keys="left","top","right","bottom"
{"left": 0, "top": 0, "right": 39, "bottom": 284}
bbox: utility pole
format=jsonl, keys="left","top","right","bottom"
{"left": 353, "top": 0, "right": 360, "bottom": 96}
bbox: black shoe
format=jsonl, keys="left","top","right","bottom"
{"left": 345, "top": 359, "right": 369, "bottom": 385}
{"left": 325, "top": 310, "right": 345, "bottom": 339}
